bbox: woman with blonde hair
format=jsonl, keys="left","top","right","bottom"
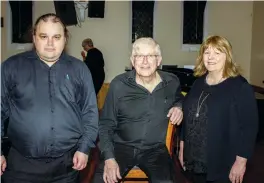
{"left": 179, "top": 35, "right": 258, "bottom": 183}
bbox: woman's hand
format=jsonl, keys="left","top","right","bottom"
{"left": 178, "top": 140, "right": 185, "bottom": 170}
{"left": 229, "top": 156, "right": 247, "bottom": 183}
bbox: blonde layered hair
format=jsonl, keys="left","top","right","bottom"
{"left": 194, "top": 35, "right": 240, "bottom": 78}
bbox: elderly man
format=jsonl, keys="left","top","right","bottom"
{"left": 81, "top": 38, "right": 105, "bottom": 95}
{"left": 92, "top": 37, "right": 184, "bottom": 183}
{"left": 1, "top": 13, "right": 98, "bottom": 183}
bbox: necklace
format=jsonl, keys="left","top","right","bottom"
{"left": 195, "top": 91, "right": 210, "bottom": 117}
{"left": 195, "top": 75, "right": 224, "bottom": 117}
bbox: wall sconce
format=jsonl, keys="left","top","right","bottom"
{"left": 75, "top": 1, "right": 89, "bottom": 22}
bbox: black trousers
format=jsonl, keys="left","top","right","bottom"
{"left": 94, "top": 79, "right": 104, "bottom": 95}
{"left": 92, "top": 144, "right": 178, "bottom": 183}
{"left": 93, "top": 73, "right": 105, "bottom": 95}
{"left": 184, "top": 171, "right": 231, "bottom": 183}
{"left": 3, "top": 147, "right": 79, "bottom": 183}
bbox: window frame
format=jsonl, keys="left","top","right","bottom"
{"left": 131, "top": 0, "right": 155, "bottom": 43}
{"left": 5, "top": 2, "right": 34, "bottom": 51}
{"left": 181, "top": 1, "right": 208, "bottom": 52}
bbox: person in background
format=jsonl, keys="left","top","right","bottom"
{"left": 92, "top": 37, "right": 184, "bottom": 183}
{"left": 1, "top": 13, "right": 98, "bottom": 183}
{"left": 179, "top": 35, "right": 258, "bottom": 183}
{"left": 81, "top": 38, "right": 105, "bottom": 95}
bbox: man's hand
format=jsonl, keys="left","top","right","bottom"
{"left": 167, "top": 107, "right": 183, "bottom": 125}
{"left": 1, "top": 155, "right": 7, "bottom": 176}
{"left": 229, "top": 156, "right": 247, "bottom": 183}
{"left": 81, "top": 51, "right": 86, "bottom": 60}
{"left": 103, "top": 158, "right": 121, "bottom": 183}
{"left": 72, "top": 151, "right": 88, "bottom": 171}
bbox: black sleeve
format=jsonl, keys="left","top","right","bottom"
{"left": 84, "top": 49, "right": 104, "bottom": 71}
{"left": 77, "top": 65, "right": 99, "bottom": 155}
{"left": 179, "top": 81, "right": 194, "bottom": 141}
{"left": 235, "top": 82, "right": 259, "bottom": 159}
{"left": 98, "top": 80, "right": 118, "bottom": 160}
{"left": 1, "top": 61, "right": 12, "bottom": 155}
{"left": 1, "top": 62, "right": 11, "bottom": 138}
{"left": 173, "top": 81, "right": 184, "bottom": 109}
{"left": 179, "top": 92, "right": 190, "bottom": 141}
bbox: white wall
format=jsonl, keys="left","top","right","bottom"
{"left": 207, "top": 1, "right": 253, "bottom": 81}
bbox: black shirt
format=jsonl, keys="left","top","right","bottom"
{"left": 1, "top": 50, "right": 99, "bottom": 158}
{"left": 184, "top": 89, "right": 209, "bottom": 173}
{"left": 84, "top": 48, "right": 105, "bottom": 94}
{"left": 99, "top": 70, "right": 184, "bottom": 160}
{"left": 181, "top": 74, "right": 258, "bottom": 180}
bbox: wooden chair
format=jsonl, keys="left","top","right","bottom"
{"left": 97, "top": 83, "right": 110, "bottom": 111}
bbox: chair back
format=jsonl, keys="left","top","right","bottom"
{"left": 166, "top": 122, "right": 176, "bottom": 156}
{"left": 97, "top": 83, "right": 110, "bottom": 111}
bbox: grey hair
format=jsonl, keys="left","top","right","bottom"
{"left": 82, "top": 38, "right": 94, "bottom": 47}
{"left": 131, "top": 37, "right": 161, "bottom": 57}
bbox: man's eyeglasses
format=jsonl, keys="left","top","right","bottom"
{"left": 134, "top": 55, "right": 158, "bottom": 61}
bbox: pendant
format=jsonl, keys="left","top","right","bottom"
{"left": 195, "top": 113, "right": 199, "bottom": 117}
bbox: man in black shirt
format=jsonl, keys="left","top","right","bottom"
{"left": 92, "top": 37, "right": 184, "bottom": 183}
{"left": 81, "top": 38, "right": 105, "bottom": 95}
{"left": 1, "top": 13, "right": 98, "bottom": 183}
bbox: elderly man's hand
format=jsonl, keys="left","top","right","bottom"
{"left": 1, "top": 155, "right": 7, "bottom": 176}
{"left": 81, "top": 51, "right": 86, "bottom": 60}
{"left": 103, "top": 159, "right": 121, "bottom": 183}
{"left": 167, "top": 107, "right": 183, "bottom": 125}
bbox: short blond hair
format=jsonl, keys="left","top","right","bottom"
{"left": 194, "top": 35, "right": 240, "bottom": 78}
{"left": 131, "top": 37, "right": 161, "bottom": 57}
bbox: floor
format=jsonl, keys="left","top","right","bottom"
{"left": 243, "top": 140, "right": 264, "bottom": 183}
